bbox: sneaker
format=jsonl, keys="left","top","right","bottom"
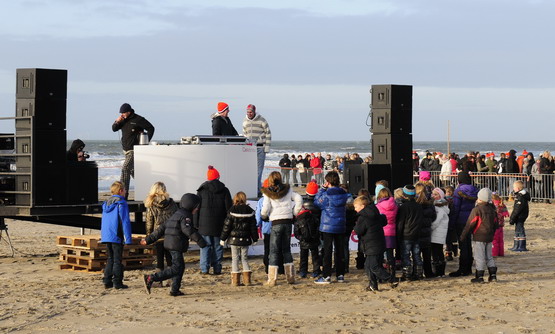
{"left": 170, "top": 291, "right": 185, "bottom": 296}
{"left": 314, "top": 276, "right": 331, "bottom": 284}
{"left": 114, "top": 284, "right": 128, "bottom": 290}
{"left": 337, "top": 275, "right": 345, "bottom": 283}
{"left": 143, "top": 274, "right": 154, "bottom": 294}
{"left": 104, "top": 283, "right": 113, "bottom": 289}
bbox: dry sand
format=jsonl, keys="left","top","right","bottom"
{"left": 2, "top": 202, "right": 555, "bottom": 333}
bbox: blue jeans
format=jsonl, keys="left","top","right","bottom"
{"left": 257, "top": 148, "right": 266, "bottom": 190}
{"left": 402, "top": 239, "right": 422, "bottom": 268}
{"left": 153, "top": 250, "right": 185, "bottom": 293}
{"left": 199, "top": 235, "right": 223, "bottom": 274}
{"left": 269, "top": 224, "right": 293, "bottom": 266}
{"left": 103, "top": 242, "right": 124, "bottom": 287}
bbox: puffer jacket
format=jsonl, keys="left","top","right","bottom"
{"left": 146, "top": 194, "right": 207, "bottom": 251}
{"left": 510, "top": 189, "right": 530, "bottom": 224}
{"left": 220, "top": 204, "right": 259, "bottom": 246}
{"left": 145, "top": 198, "right": 178, "bottom": 235}
{"left": 396, "top": 198, "right": 424, "bottom": 241}
{"left": 353, "top": 204, "right": 387, "bottom": 256}
{"left": 376, "top": 196, "right": 398, "bottom": 237}
{"left": 255, "top": 197, "right": 271, "bottom": 235}
{"left": 260, "top": 184, "right": 303, "bottom": 223}
{"left": 450, "top": 183, "right": 478, "bottom": 226}
{"left": 431, "top": 199, "right": 450, "bottom": 244}
{"left": 101, "top": 195, "right": 132, "bottom": 244}
{"left": 460, "top": 202, "right": 499, "bottom": 243}
{"left": 196, "top": 179, "right": 232, "bottom": 236}
{"left": 419, "top": 199, "right": 436, "bottom": 247}
{"left": 294, "top": 209, "right": 321, "bottom": 249}
{"left": 315, "top": 187, "right": 351, "bottom": 234}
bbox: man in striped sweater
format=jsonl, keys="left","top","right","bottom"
{"left": 242, "top": 104, "right": 272, "bottom": 193}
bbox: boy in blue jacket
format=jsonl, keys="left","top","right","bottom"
{"left": 101, "top": 181, "right": 132, "bottom": 289}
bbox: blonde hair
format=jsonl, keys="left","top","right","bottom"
{"left": 144, "top": 181, "right": 170, "bottom": 208}
{"left": 110, "top": 181, "right": 124, "bottom": 195}
{"left": 393, "top": 188, "right": 403, "bottom": 199}
{"left": 414, "top": 183, "right": 428, "bottom": 204}
{"left": 233, "top": 191, "right": 247, "bottom": 205}
{"left": 354, "top": 195, "right": 370, "bottom": 207}
{"left": 377, "top": 187, "right": 392, "bottom": 201}
{"left": 513, "top": 180, "right": 524, "bottom": 190}
{"left": 268, "top": 171, "right": 282, "bottom": 187}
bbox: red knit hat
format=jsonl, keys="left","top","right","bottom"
{"left": 262, "top": 179, "right": 269, "bottom": 188}
{"left": 207, "top": 165, "right": 220, "bottom": 180}
{"left": 217, "top": 102, "right": 229, "bottom": 113}
{"left": 247, "top": 104, "right": 256, "bottom": 112}
{"left": 306, "top": 182, "right": 319, "bottom": 196}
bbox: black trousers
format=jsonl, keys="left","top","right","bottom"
{"left": 156, "top": 242, "right": 172, "bottom": 270}
{"left": 365, "top": 254, "right": 391, "bottom": 288}
{"left": 322, "top": 232, "right": 345, "bottom": 278}
{"left": 152, "top": 250, "right": 185, "bottom": 293}
{"left": 299, "top": 246, "right": 321, "bottom": 274}
{"left": 103, "top": 242, "right": 124, "bottom": 287}
{"left": 456, "top": 224, "right": 473, "bottom": 274}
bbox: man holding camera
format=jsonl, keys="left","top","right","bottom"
{"left": 67, "top": 139, "right": 90, "bottom": 162}
{"left": 112, "top": 103, "right": 155, "bottom": 199}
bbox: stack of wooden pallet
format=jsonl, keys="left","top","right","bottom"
{"left": 57, "top": 235, "right": 155, "bottom": 272}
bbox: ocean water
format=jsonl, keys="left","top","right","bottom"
{"left": 85, "top": 140, "right": 555, "bottom": 191}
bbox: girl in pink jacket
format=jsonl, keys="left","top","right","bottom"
{"left": 375, "top": 187, "right": 398, "bottom": 280}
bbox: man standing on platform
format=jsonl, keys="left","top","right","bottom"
{"left": 212, "top": 102, "right": 239, "bottom": 136}
{"left": 112, "top": 103, "right": 155, "bottom": 199}
{"left": 242, "top": 104, "right": 272, "bottom": 191}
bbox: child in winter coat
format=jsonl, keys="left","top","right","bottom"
{"left": 396, "top": 185, "right": 424, "bottom": 281}
{"left": 256, "top": 179, "right": 284, "bottom": 275}
{"left": 509, "top": 180, "right": 531, "bottom": 252}
{"left": 443, "top": 186, "right": 457, "bottom": 261}
{"left": 430, "top": 188, "right": 450, "bottom": 277}
{"left": 101, "top": 181, "right": 132, "bottom": 290}
{"left": 142, "top": 193, "right": 208, "bottom": 296}
{"left": 460, "top": 188, "right": 499, "bottom": 283}
{"left": 294, "top": 181, "right": 322, "bottom": 278}
{"left": 375, "top": 187, "right": 398, "bottom": 280}
{"left": 355, "top": 188, "right": 372, "bottom": 270}
{"left": 220, "top": 192, "right": 259, "bottom": 286}
{"left": 491, "top": 193, "right": 509, "bottom": 256}
{"left": 353, "top": 196, "right": 398, "bottom": 292}
{"left": 415, "top": 183, "right": 436, "bottom": 278}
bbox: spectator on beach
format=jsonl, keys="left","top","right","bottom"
{"left": 420, "top": 152, "right": 436, "bottom": 171}
{"left": 195, "top": 165, "right": 232, "bottom": 275}
{"left": 142, "top": 193, "right": 207, "bottom": 296}
{"left": 294, "top": 181, "right": 322, "bottom": 278}
{"left": 439, "top": 154, "right": 452, "bottom": 188}
{"left": 375, "top": 187, "right": 398, "bottom": 281}
{"left": 101, "top": 181, "right": 132, "bottom": 290}
{"left": 279, "top": 154, "right": 292, "bottom": 184}
{"left": 341, "top": 184, "right": 356, "bottom": 274}
{"left": 304, "top": 153, "right": 313, "bottom": 182}
{"left": 314, "top": 171, "right": 351, "bottom": 284}
{"left": 296, "top": 154, "right": 308, "bottom": 186}
{"left": 291, "top": 154, "right": 299, "bottom": 187}
{"left": 396, "top": 185, "right": 424, "bottom": 281}
{"left": 144, "top": 181, "right": 178, "bottom": 286}
{"left": 242, "top": 104, "right": 272, "bottom": 189}
{"left": 460, "top": 152, "right": 477, "bottom": 173}
{"left": 412, "top": 153, "right": 420, "bottom": 172}
{"left": 491, "top": 193, "right": 509, "bottom": 257}
{"left": 509, "top": 180, "right": 530, "bottom": 252}
{"left": 430, "top": 188, "right": 449, "bottom": 277}
{"left": 261, "top": 171, "right": 303, "bottom": 286}
{"left": 310, "top": 153, "right": 323, "bottom": 185}
{"left": 112, "top": 103, "right": 155, "bottom": 199}
{"left": 415, "top": 183, "right": 436, "bottom": 279}
{"left": 220, "top": 191, "right": 259, "bottom": 286}
{"left": 256, "top": 179, "right": 284, "bottom": 275}
{"left": 539, "top": 151, "right": 553, "bottom": 200}
{"left": 212, "top": 102, "right": 239, "bottom": 136}
{"left": 323, "top": 154, "right": 336, "bottom": 174}
{"left": 531, "top": 158, "right": 542, "bottom": 200}
{"left": 443, "top": 185, "right": 457, "bottom": 261}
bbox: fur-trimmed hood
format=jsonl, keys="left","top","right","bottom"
{"left": 261, "top": 184, "right": 291, "bottom": 200}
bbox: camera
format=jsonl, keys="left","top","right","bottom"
{"left": 78, "top": 151, "right": 90, "bottom": 161}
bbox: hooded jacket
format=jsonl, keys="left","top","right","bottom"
{"left": 510, "top": 189, "right": 530, "bottom": 224}
{"left": 112, "top": 112, "right": 155, "bottom": 151}
{"left": 450, "top": 183, "right": 478, "bottom": 226}
{"left": 260, "top": 184, "right": 303, "bottom": 222}
{"left": 196, "top": 179, "right": 232, "bottom": 236}
{"left": 504, "top": 150, "right": 519, "bottom": 173}
{"left": 376, "top": 196, "right": 398, "bottom": 237}
{"left": 431, "top": 199, "right": 450, "bottom": 244}
{"left": 145, "top": 198, "right": 178, "bottom": 235}
{"left": 66, "top": 139, "right": 85, "bottom": 161}
{"left": 101, "top": 195, "right": 132, "bottom": 244}
{"left": 255, "top": 197, "right": 271, "bottom": 235}
{"left": 146, "top": 194, "right": 207, "bottom": 251}
{"left": 353, "top": 204, "right": 387, "bottom": 256}
{"left": 395, "top": 197, "right": 424, "bottom": 241}
{"left": 211, "top": 113, "right": 239, "bottom": 136}
{"left": 242, "top": 113, "right": 272, "bottom": 152}
{"left": 460, "top": 202, "right": 498, "bottom": 243}
{"left": 220, "top": 204, "right": 259, "bottom": 246}
{"left": 315, "top": 186, "right": 351, "bottom": 234}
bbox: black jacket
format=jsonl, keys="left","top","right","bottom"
{"left": 293, "top": 195, "right": 321, "bottom": 249}
{"left": 66, "top": 139, "right": 85, "bottom": 161}
{"left": 279, "top": 157, "right": 291, "bottom": 169}
{"left": 510, "top": 189, "right": 530, "bottom": 224}
{"left": 112, "top": 113, "right": 155, "bottom": 151}
{"left": 196, "top": 179, "right": 232, "bottom": 236}
{"left": 220, "top": 204, "right": 259, "bottom": 246}
{"left": 345, "top": 202, "right": 358, "bottom": 237}
{"left": 396, "top": 198, "right": 424, "bottom": 241}
{"left": 504, "top": 150, "right": 519, "bottom": 173}
{"left": 212, "top": 115, "right": 239, "bottom": 136}
{"left": 419, "top": 199, "right": 436, "bottom": 247}
{"left": 353, "top": 204, "right": 387, "bottom": 256}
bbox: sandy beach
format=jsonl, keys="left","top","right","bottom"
{"left": 2, "top": 201, "right": 555, "bottom": 333}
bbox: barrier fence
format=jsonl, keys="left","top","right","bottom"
{"left": 262, "top": 166, "right": 555, "bottom": 201}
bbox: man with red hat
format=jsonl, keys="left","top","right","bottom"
{"left": 212, "top": 102, "right": 238, "bottom": 136}
{"left": 242, "top": 104, "right": 272, "bottom": 191}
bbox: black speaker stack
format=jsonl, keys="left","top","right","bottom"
{"left": 13, "top": 68, "right": 98, "bottom": 206}
{"left": 346, "top": 85, "right": 414, "bottom": 195}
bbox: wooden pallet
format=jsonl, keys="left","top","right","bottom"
{"left": 59, "top": 246, "right": 156, "bottom": 259}
{"left": 59, "top": 255, "right": 155, "bottom": 271}
{"left": 56, "top": 235, "right": 146, "bottom": 249}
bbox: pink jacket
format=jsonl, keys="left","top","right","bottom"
{"left": 376, "top": 197, "right": 398, "bottom": 237}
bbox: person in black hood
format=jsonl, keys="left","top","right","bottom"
{"left": 509, "top": 180, "right": 531, "bottom": 252}
{"left": 195, "top": 165, "right": 232, "bottom": 275}
{"left": 67, "top": 139, "right": 87, "bottom": 162}
{"left": 141, "top": 193, "right": 207, "bottom": 296}
{"left": 112, "top": 103, "right": 155, "bottom": 198}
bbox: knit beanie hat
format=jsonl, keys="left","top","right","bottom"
{"left": 458, "top": 171, "right": 471, "bottom": 185}
{"left": 403, "top": 185, "right": 416, "bottom": 196}
{"left": 120, "top": 103, "right": 134, "bottom": 113}
{"left": 262, "top": 178, "right": 269, "bottom": 188}
{"left": 419, "top": 171, "right": 431, "bottom": 182}
{"left": 432, "top": 187, "right": 445, "bottom": 199}
{"left": 247, "top": 104, "right": 256, "bottom": 112}
{"left": 478, "top": 188, "right": 492, "bottom": 202}
{"left": 207, "top": 165, "right": 220, "bottom": 180}
{"left": 306, "top": 182, "right": 319, "bottom": 196}
{"left": 217, "top": 102, "right": 229, "bottom": 113}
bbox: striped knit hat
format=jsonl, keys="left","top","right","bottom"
{"left": 247, "top": 104, "right": 256, "bottom": 112}
{"left": 403, "top": 185, "right": 416, "bottom": 196}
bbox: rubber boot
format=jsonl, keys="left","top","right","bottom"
{"left": 487, "top": 267, "right": 497, "bottom": 282}
{"left": 415, "top": 265, "right": 424, "bottom": 280}
{"left": 242, "top": 271, "right": 252, "bottom": 286}
{"left": 470, "top": 270, "right": 485, "bottom": 283}
{"left": 231, "top": 272, "right": 242, "bottom": 286}
{"left": 284, "top": 263, "right": 296, "bottom": 284}
{"left": 516, "top": 238, "right": 529, "bottom": 252}
{"left": 402, "top": 266, "right": 413, "bottom": 281}
{"left": 267, "top": 265, "right": 278, "bottom": 287}
{"left": 509, "top": 238, "right": 518, "bottom": 251}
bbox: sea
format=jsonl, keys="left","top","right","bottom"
{"left": 84, "top": 140, "right": 555, "bottom": 192}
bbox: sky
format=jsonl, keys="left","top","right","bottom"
{"left": 0, "top": 0, "right": 554, "bottom": 142}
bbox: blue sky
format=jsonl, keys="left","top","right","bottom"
{"left": 0, "top": 0, "right": 554, "bottom": 141}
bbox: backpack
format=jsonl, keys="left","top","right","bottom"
{"left": 294, "top": 210, "right": 318, "bottom": 242}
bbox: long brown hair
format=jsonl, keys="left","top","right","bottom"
{"left": 233, "top": 191, "right": 247, "bottom": 206}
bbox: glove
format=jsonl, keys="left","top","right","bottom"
{"left": 220, "top": 240, "right": 226, "bottom": 247}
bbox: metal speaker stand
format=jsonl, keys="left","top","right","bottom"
{"left": 0, "top": 218, "right": 15, "bottom": 257}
